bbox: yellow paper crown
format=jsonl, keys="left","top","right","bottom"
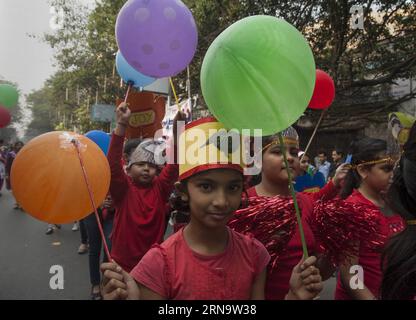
{"left": 178, "top": 117, "right": 245, "bottom": 180}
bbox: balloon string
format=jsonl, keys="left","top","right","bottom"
{"left": 278, "top": 133, "right": 309, "bottom": 259}
{"left": 169, "top": 78, "right": 181, "bottom": 111}
{"left": 124, "top": 82, "right": 133, "bottom": 103}
{"left": 71, "top": 139, "right": 112, "bottom": 262}
{"left": 301, "top": 109, "right": 327, "bottom": 162}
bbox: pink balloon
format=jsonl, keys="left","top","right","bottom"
{"left": 0, "top": 105, "right": 12, "bottom": 128}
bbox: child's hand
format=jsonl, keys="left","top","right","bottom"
{"left": 116, "top": 102, "right": 131, "bottom": 125}
{"left": 286, "top": 256, "right": 323, "bottom": 300}
{"left": 101, "top": 261, "right": 140, "bottom": 300}
{"left": 102, "top": 196, "right": 113, "bottom": 209}
{"left": 332, "top": 163, "right": 351, "bottom": 188}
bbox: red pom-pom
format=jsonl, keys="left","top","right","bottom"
{"left": 307, "top": 199, "right": 386, "bottom": 266}
{"left": 229, "top": 196, "right": 298, "bottom": 268}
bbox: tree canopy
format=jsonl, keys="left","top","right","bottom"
{"left": 25, "top": 0, "right": 416, "bottom": 138}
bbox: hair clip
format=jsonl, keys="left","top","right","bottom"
{"left": 261, "top": 138, "right": 299, "bottom": 152}
{"left": 350, "top": 157, "right": 394, "bottom": 169}
{"left": 407, "top": 220, "right": 416, "bottom": 226}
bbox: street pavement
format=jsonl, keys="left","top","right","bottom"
{"left": 0, "top": 188, "right": 336, "bottom": 300}
{"left": 0, "top": 189, "right": 91, "bottom": 299}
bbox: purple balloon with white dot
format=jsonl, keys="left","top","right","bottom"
{"left": 116, "top": 0, "right": 198, "bottom": 78}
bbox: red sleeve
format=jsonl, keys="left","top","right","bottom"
{"left": 304, "top": 180, "right": 339, "bottom": 203}
{"left": 107, "top": 133, "right": 129, "bottom": 204}
{"left": 130, "top": 247, "right": 168, "bottom": 298}
{"left": 252, "top": 238, "right": 271, "bottom": 276}
{"left": 156, "top": 164, "right": 179, "bottom": 201}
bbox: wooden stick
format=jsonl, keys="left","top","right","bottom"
{"left": 301, "top": 109, "right": 327, "bottom": 161}
{"left": 278, "top": 133, "right": 309, "bottom": 258}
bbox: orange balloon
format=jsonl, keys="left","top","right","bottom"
{"left": 11, "top": 131, "right": 110, "bottom": 224}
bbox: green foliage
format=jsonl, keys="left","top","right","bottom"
{"left": 25, "top": 0, "right": 416, "bottom": 138}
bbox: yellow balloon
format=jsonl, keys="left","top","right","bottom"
{"left": 11, "top": 131, "right": 110, "bottom": 224}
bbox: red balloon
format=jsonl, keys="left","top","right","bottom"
{"left": 0, "top": 105, "right": 11, "bottom": 128}
{"left": 308, "top": 70, "right": 335, "bottom": 110}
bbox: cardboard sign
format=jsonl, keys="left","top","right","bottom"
{"left": 91, "top": 104, "right": 116, "bottom": 122}
{"left": 129, "top": 110, "right": 156, "bottom": 128}
{"left": 116, "top": 91, "right": 166, "bottom": 139}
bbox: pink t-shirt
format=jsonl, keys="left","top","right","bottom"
{"left": 131, "top": 227, "right": 270, "bottom": 300}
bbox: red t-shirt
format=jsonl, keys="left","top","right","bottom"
{"left": 108, "top": 133, "right": 178, "bottom": 272}
{"left": 335, "top": 190, "right": 405, "bottom": 299}
{"left": 245, "top": 181, "right": 338, "bottom": 300}
{"left": 131, "top": 227, "right": 270, "bottom": 300}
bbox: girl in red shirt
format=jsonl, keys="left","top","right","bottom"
{"left": 101, "top": 118, "right": 324, "bottom": 300}
{"left": 231, "top": 127, "right": 348, "bottom": 300}
{"left": 335, "top": 137, "right": 404, "bottom": 300}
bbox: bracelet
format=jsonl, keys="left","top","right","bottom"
{"left": 118, "top": 122, "right": 128, "bottom": 127}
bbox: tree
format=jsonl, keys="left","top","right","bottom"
{"left": 26, "top": 0, "right": 416, "bottom": 137}
{"left": 26, "top": 0, "right": 125, "bottom": 136}
{"left": 25, "top": 86, "right": 56, "bottom": 140}
{"left": 182, "top": 0, "right": 416, "bottom": 129}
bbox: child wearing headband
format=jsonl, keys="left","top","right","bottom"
{"left": 335, "top": 137, "right": 404, "bottom": 300}
{"left": 231, "top": 127, "right": 349, "bottom": 300}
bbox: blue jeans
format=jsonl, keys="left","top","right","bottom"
{"left": 83, "top": 210, "right": 113, "bottom": 286}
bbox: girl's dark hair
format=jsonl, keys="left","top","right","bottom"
{"left": 340, "top": 137, "right": 387, "bottom": 199}
{"left": 169, "top": 188, "right": 191, "bottom": 224}
{"left": 248, "top": 174, "right": 262, "bottom": 187}
{"left": 262, "top": 134, "right": 278, "bottom": 148}
{"left": 381, "top": 123, "right": 416, "bottom": 300}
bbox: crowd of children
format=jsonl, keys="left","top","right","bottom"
{"left": 97, "top": 102, "right": 416, "bottom": 300}
{"left": 4, "top": 100, "right": 416, "bottom": 300}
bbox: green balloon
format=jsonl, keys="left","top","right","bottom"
{"left": 0, "top": 84, "right": 19, "bottom": 109}
{"left": 201, "top": 16, "right": 316, "bottom": 136}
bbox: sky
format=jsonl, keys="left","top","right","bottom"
{"left": 0, "top": 0, "right": 95, "bottom": 138}
{"left": 0, "top": 0, "right": 57, "bottom": 94}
